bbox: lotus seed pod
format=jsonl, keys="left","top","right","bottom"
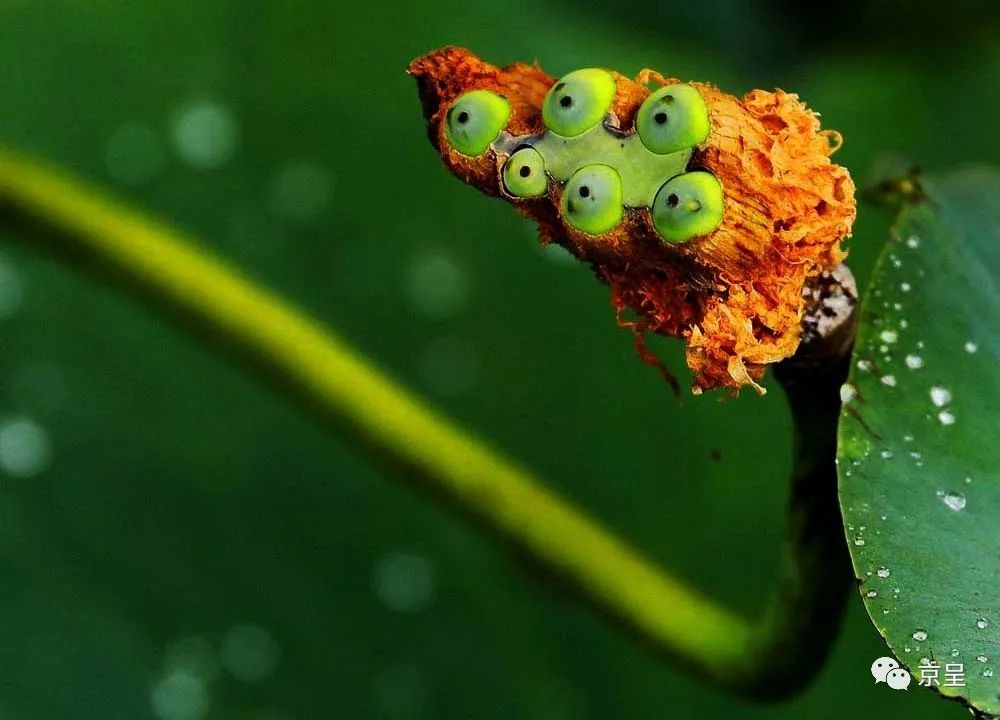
{"left": 561, "top": 164, "right": 624, "bottom": 235}
{"left": 445, "top": 90, "right": 511, "bottom": 156}
{"left": 652, "top": 171, "right": 724, "bottom": 244}
{"left": 636, "top": 84, "right": 711, "bottom": 155}
{"left": 408, "top": 47, "right": 856, "bottom": 394}
{"left": 503, "top": 147, "right": 548, "bottom": 198}
{"left": 542, "top": 68, "right": 617, "bottom": 137}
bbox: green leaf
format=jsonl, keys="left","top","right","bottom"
{"left": 839, "top": 168, "right": 1000, "bottom": 716}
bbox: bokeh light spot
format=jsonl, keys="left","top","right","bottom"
{"left": 404, "top": 253, "right": 469, "bottom": 320}
{"left": 172, "top": 101, "right": 239, "bottom": 170}
{"left": 150, "top": 669, "right": 209, "bottom": 720}
{"left": 219, "top": 624, "right": 280, "bottom": 683}
{"left": 0, "top": 417, "right": 52, "bottom": 478}
{"left": 269, "top": 160, "right": 335, "bottom": 223}
{"left": 373, "top": 550, "right": 436, "bottom": 613}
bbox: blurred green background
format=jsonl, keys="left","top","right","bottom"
{"left": 0, "top": 1, "right": 997, "bottom": 718}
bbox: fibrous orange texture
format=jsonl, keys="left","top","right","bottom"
{"left": 409, "top": 47, "right": 856, "bottom": 394}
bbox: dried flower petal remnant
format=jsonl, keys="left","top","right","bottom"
{"left": 408, "top": 47, "right": 855, "bottom": 393}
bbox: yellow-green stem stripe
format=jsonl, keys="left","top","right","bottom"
{"left": 0, "top": 148, "right": 751, "bottom": 681}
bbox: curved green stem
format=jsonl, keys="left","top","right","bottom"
{"left": 0, "top": 148, "right": 850, "bottom": 698}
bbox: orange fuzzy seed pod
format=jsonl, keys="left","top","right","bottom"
{"left": 409, "top": 47, "right": 856, "bottom": 394}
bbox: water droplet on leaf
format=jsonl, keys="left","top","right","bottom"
{"left": 930, "top": 386, "right": 952, "bottom": 407}
{"left": 939, "top": 491, "right": 966, "bottom": 512}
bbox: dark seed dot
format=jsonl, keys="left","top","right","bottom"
{"left": 560, "top": 96, "right": 573, "bottom": 108}
{"left": 519, "top": 166, "right": 531, "bottom": 178}
{"left": 667, "top": 193, "right": 679, "bottom": 207}
{"left": 457, "top": 111, "right": 469, "bottom": 124}
{"left": 554, "top": 82, "right": 565, "bottom": 91}
{"left": 579, "top": 186, "right": 590, "bottom": 198}
{"left": 654, "top": 111, "right": 668, "bottom": 124}
{"left": 664, "top": 94, "right": 675, "bottom": 104}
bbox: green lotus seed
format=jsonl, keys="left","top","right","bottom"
{"left": 561, "top": 164, "right": 624, "bottom": 235}
{"left": 445, "top": 90, "right": 511, "bottom": 157}
{"left": 652, "top": 171, "right": 724, "bottom": 244}
{"left": 542, "top": 69, "right": 616, "bottom": 138}
{"left": 502, "top": 147, "right": 548, "bottom": 198}
{"left": 636, "top": 84, "right": 710, "bottom": 155}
